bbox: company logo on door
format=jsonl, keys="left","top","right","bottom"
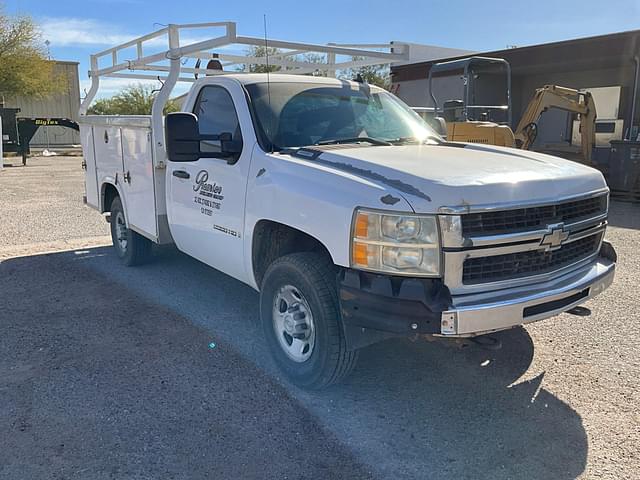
{"left": 193, "top": 169, "right": 224, "bottom": 216}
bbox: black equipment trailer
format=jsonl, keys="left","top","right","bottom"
{"left": 1, "top": 107, "right": 79, "bottom": 165}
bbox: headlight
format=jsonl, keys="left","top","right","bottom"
{"left": 351, "top": 208, "right": 441, "bottom": 276}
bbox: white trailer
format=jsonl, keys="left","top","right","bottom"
{"left": 80, "top": 23, "right": 616, "bottom": 389}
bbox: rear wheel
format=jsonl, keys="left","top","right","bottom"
{"left": 109, "top": 196, "right": 152, "bottom": 266}
{"left": 260, "top": 253, "right": 358, "bottom": 389}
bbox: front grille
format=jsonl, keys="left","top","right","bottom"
{"left": 462, "top": 233, "right": 602, "bottom": 284}
{"left": 461, "top": 195, "right": 607, "bottom": 237}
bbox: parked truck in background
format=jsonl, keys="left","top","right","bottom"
{"left": 80, "top": 24, "right": 616, "bottom": 389}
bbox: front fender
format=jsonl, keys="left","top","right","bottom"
{"left": 243, "top": 151, "right": 414, "bottom": 287}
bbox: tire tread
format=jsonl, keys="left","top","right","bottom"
{"left": 262, "top": 252, "right": 358, "bottom": 389}
{"left": 110, "top": 197, "right": 152, "bottom": 267}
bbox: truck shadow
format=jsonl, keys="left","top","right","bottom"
{"left": 312, "top": 329, "right": 587, "bottom": 479}
{"left": 147, "top": 246, "right": 589, "bottom": 479}
{"left": 2, "top": 246, "right": 588, "bottom": 480}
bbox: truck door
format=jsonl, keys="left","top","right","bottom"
{"left": 166, "top": 82, "right": 251, "bottom": 282}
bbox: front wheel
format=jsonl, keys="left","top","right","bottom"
{"left": 260, "top": 253, "right": 358, "bottom": 389}
{"left": 109, "top": 196, "right": 152, "bottom": 266}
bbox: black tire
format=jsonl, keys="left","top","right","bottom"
{"left": 260, "top": 252, "right": 358, "bottom": 389}
{"left": 109, "top": 196, "right": 152, "bottom": 266}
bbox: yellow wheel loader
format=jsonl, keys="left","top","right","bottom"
{"left": 428, "top": 57, "right": 516, "bottom": 146}
{"left": 427, "top": 57, "right": 596, "bottom": 165}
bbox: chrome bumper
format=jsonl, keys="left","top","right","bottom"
{"left": 439, "top": 247, "right": 616, "bottom": 337}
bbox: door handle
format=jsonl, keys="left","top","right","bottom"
{"left": 172, "top": 170, "right": 190, "bottom": 179}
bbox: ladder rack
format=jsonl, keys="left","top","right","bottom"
{"left": 80, "top": 21, "right": 415, "bottom": 114}
{"left": 79, "top": 21, "right": 421, "bottom": 168}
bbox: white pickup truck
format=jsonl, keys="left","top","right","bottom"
{"left": 80, "top": 25, "right": 616, "bottom": 388}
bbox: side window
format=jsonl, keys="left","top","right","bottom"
{"left": 194, "top": 86, "right": 243, "bottom": 155}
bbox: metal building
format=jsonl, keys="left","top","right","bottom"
{"left": 391, "top": 30, "right": 640, "bottom": 154}
{"left": 3, "top": 60, "right": 81, "bottom": 147}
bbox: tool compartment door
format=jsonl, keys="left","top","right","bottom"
{"left": 93, "top": 124, "right": 124, "bottom": 193}
{"left": 79, "top": 124, "right": 99, "bottom": 208}
{"left": 121, "top": 126, "right": 157, "bottom": 239}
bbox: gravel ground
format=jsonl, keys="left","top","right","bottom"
{"left": 0, "top": 155, "right": 638, "bottom": 479}
{"left": 0, "top": 156, "right": 109, "bottom": 247}
{"left": 0, "top": 251, "right": 372, "bottom": 479}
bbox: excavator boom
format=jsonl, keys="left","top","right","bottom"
{"left": 514, "top": 85, "right": 597, "bottom": 165}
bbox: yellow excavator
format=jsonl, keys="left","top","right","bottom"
{"left": 427, "top": 57, "right": 596, "bottom": 165}
{"left": 513, "top": 84, "right": 596, "bottom": 164}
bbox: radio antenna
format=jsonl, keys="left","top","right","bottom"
{"left": 263, "top": 14, "right": 274, "bottom": 153}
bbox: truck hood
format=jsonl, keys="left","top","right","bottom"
{"left": 292, "top": 143, "right": 607, "bottom": 213}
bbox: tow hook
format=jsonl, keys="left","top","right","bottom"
{"left": 469, "top": 335, "right": 502, "bottom": 350}
{"left": 567, "top": 306, "right": 591, "bottom": 316}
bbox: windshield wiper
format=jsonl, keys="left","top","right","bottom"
{"left": 315, "top": 137, "right": 392, "bottom": 147}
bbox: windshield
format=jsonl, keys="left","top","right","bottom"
{"left": 245, "top": 82, "right": 439, "bottom": 150}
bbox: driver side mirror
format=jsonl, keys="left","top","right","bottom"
{"left": 165, "top": 112, "right": 242, "bottom": 163}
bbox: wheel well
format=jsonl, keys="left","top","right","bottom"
{"left": 252, "top": 220, "right": 333, "bottom": 287}
{"left": 102, "top": 183, "right": 119, "bottom": 212}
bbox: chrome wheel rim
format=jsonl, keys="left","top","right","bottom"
{"left": 272, "top": 285, "right": 315, "bottom": 363}
{"left": 114, "top": 211, "right": 128, "bottom": 252}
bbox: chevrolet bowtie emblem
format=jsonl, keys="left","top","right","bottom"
{"left": 540, "top": 223, "right": 569, "bottom": 251}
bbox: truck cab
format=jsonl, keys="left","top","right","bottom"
{"left": 79, "top": 24, "right": 616, "bottom": 389}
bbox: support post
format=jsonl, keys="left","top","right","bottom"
{"left": 327, "top": 52, "right": 336, "bottom": 78}
{"left": 79, "top": 56, "right": 100, "bottom": 115}
{"left": 151, "top": 24, "right": 181, "bottom": 169}
{"left": 0, "top": 115, "right": 3, "bottom": 170}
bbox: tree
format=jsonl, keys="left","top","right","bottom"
{"left": 87, "top": 84, "right": 180, "bottom": 115}
{"left": 0, "top": 9, "right": 65, "bottom": 100}
{"left": 241, "top": 45, "right": 282, "bottom": 73}
{"left": 339, "top": 57, "right": 390, "bottom": 90}
{"left": 299, "top": 52, "right": 327, "bottom": 76}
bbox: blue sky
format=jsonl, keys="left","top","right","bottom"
{"left": 4, "top": 0, "right": 640, "bottom": 98}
